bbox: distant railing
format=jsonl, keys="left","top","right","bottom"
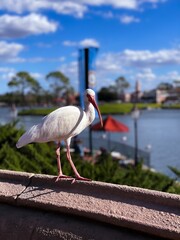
{"left": 80, "top": 136, "right": 151, "bottom": 167}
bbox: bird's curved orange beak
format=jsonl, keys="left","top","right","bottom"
{"left": 88, "top": 95, "right": 103, "bottom": 127}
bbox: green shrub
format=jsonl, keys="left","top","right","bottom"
{"left": 0, "top": 123, "right": 179, "bottom": 194}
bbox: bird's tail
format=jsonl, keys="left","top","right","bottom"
{"left": 16, "top": 125, "right": 40, "bottom": 148}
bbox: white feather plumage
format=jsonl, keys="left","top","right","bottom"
{"left": 16, "top": 89, "right": 103, "bottom": 181}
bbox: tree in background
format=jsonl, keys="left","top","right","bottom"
{"left": 98, "top": 76, "right": 130, "bottom": 102}
{"left": 8, "top": 71, "right": 41, "bottom": 105}
{"left": 25, "top": 78, "right": 44, "bottom": 106}
{"left": 98, "top": 87, "right": 118, "bottom": 102}
{"left": 64, "top": 86, "right": 76, "bottom": 105}
{"left": 46, "top": 71, "right": 69, "bottom": 104}
{"left": 115, "top": 76, "right": 130, "bottom": 97}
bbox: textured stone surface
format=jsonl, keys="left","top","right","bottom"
{"left": 0, "top": 203, "right": 164, "bottom": 240}
{"left": 0, "top": 169, "right": 180, "bottom": 240}
{"left": 0, "top": 169, "right": 33, "bottom": 203}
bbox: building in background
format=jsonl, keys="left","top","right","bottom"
{"left": 131, "top": 80, "right": 143, "bottom": 103}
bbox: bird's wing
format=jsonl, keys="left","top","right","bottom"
{"left": 40, "top": 106, "right": 88, "bottom": 141}
{"left": 16, "top": 106, "right": 89, "bottom": 147}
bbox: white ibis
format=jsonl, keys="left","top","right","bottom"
{"left": 16, "top": 89, "right": 103, "bottom": 182}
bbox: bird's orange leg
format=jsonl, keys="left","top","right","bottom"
{"left": 65, "top": 139, "right": 91, "bottom": 183}
{"left": 55, "top": 142, "right": 73, "bottom": 182}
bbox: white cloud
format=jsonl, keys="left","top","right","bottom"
{"left": 2, "top": 71, "right": 16, "bottom": 81}
{"left": 53, "top": 46, "right": 180, "bottom": 91}
{"left": 30, "top": 72, "right": 44, "bottom": 80}
{"left": 52, "top": 1, "right": 87, "bottom": 18}
{"left": 0, "top": 40, "right": 66, "bottom": 63}
{"left": 63, "top": 40, "right": 77, "bottom": 47}
{"left": 81, "top": 0, "right": 138, "bottom": 9}
{"left": 0, "top": 41, "right": 24, "bottom": 61}
{"left": 97, "top": 54, "right": 123, "bottom": 73}
{"left": 94, "top": 11, "right": 140, "bottom": 24}
{"left": 0, "top": 67, "right": 15, "bottom": 73}
{"left": 99, "top": 49, "right": 180, "bottom": 69}
{"left": 135, "top": 68, "right": 156, "bottom": 81}
{"left": 60, "top": 61, "right": 78, "bottom": 76}
{"left": 79, "top": 39, "right": 99, "bottom": 48}
{"left": 63, "top": 38, "right": 100, "bottom": 48}
{"left": 0, "top": 0, "right": 165, "bottom": 18}
{"left": 0, "top": 0, "right": 87, "bottom": 18}
{"left": 0, "top": 67, "right": 16, "bottom": 85}
{"left": 93, "top": 48, "right": 180, "bottom": 89}
{"left": 130, "top": 68, "right": 180, "bottom": 91}
{"left": 26, "top": 57, "right": 65, "bottom": 63}
{"left": 0, "top": 13, "right": 58, "bottom": 38}
{"left": 58, "top": 53, "right": 122, "bottom": 90}
{"left": 59, "top": 61, "right": 79, "bottom": 88}
{"left": 159, "top": 71, "right": 180, "bottom": 82}
{"left": 0, "top": 69, "right": 48, "bottom": 93}
{"left": 120, "top": 15, "right": 140, "bottom": 24}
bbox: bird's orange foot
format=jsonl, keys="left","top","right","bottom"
{"left": 55, "top": 174, "right": 73, "bottom": 182}
{"left": 71, "top": 176, "right": 92, "bottom": 184}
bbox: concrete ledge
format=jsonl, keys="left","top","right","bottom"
{"left": 0, "top": 169, "right": 180, "bottom": 240}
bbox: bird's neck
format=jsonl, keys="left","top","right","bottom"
{"left": 85, "top": 102, "right": 95, "bottom": 124}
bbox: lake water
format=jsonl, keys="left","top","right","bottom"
{"left": 0, "top": 107, "right": 180, "bottom": 178}
{"left": 110, "top": 110, "right": 180, "bottom": 178}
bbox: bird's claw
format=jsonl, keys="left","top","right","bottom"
{"left": 71, "top": 176, "right": 92, "bottom": 184}
{"left": 55, "top": 174, "right": 73, "bottom": 182}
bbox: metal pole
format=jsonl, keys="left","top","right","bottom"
{"left": 134, "top": 117, "right": 138, "bottom": 166}
{"left": 134, "top": 84, "right": 139, "bottom": 166}
{"left": 89, "top": 126, "right": 93, "bottom": 155}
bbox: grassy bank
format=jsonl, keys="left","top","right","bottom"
{"left": 162, "top": 104, "right": 180, "bottom": 109}
{"left": 18, "top": 103, "right": 162, "bottom": 116}
{"left": 18, "top": 107, "right": 57, "bottom": 116}
{"left": 100, "top": 102, "right": 161, "bottom": 114}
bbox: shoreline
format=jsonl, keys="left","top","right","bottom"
{"left": 15, "top": 102, "right": 180, "bottom": 116}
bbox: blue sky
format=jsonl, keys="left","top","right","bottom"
{"left": 0, "top": 0, "right": 179, "bottom": 94}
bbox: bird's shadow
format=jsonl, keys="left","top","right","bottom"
{"left": 16, "top": 177, "right": 77, "bottom": 200}
{"left": 19, "top": 186, "right": 55, "bottom": 200}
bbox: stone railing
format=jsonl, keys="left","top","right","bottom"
{"left": 0, "top": 169, "right": 179, "bottom": 240}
